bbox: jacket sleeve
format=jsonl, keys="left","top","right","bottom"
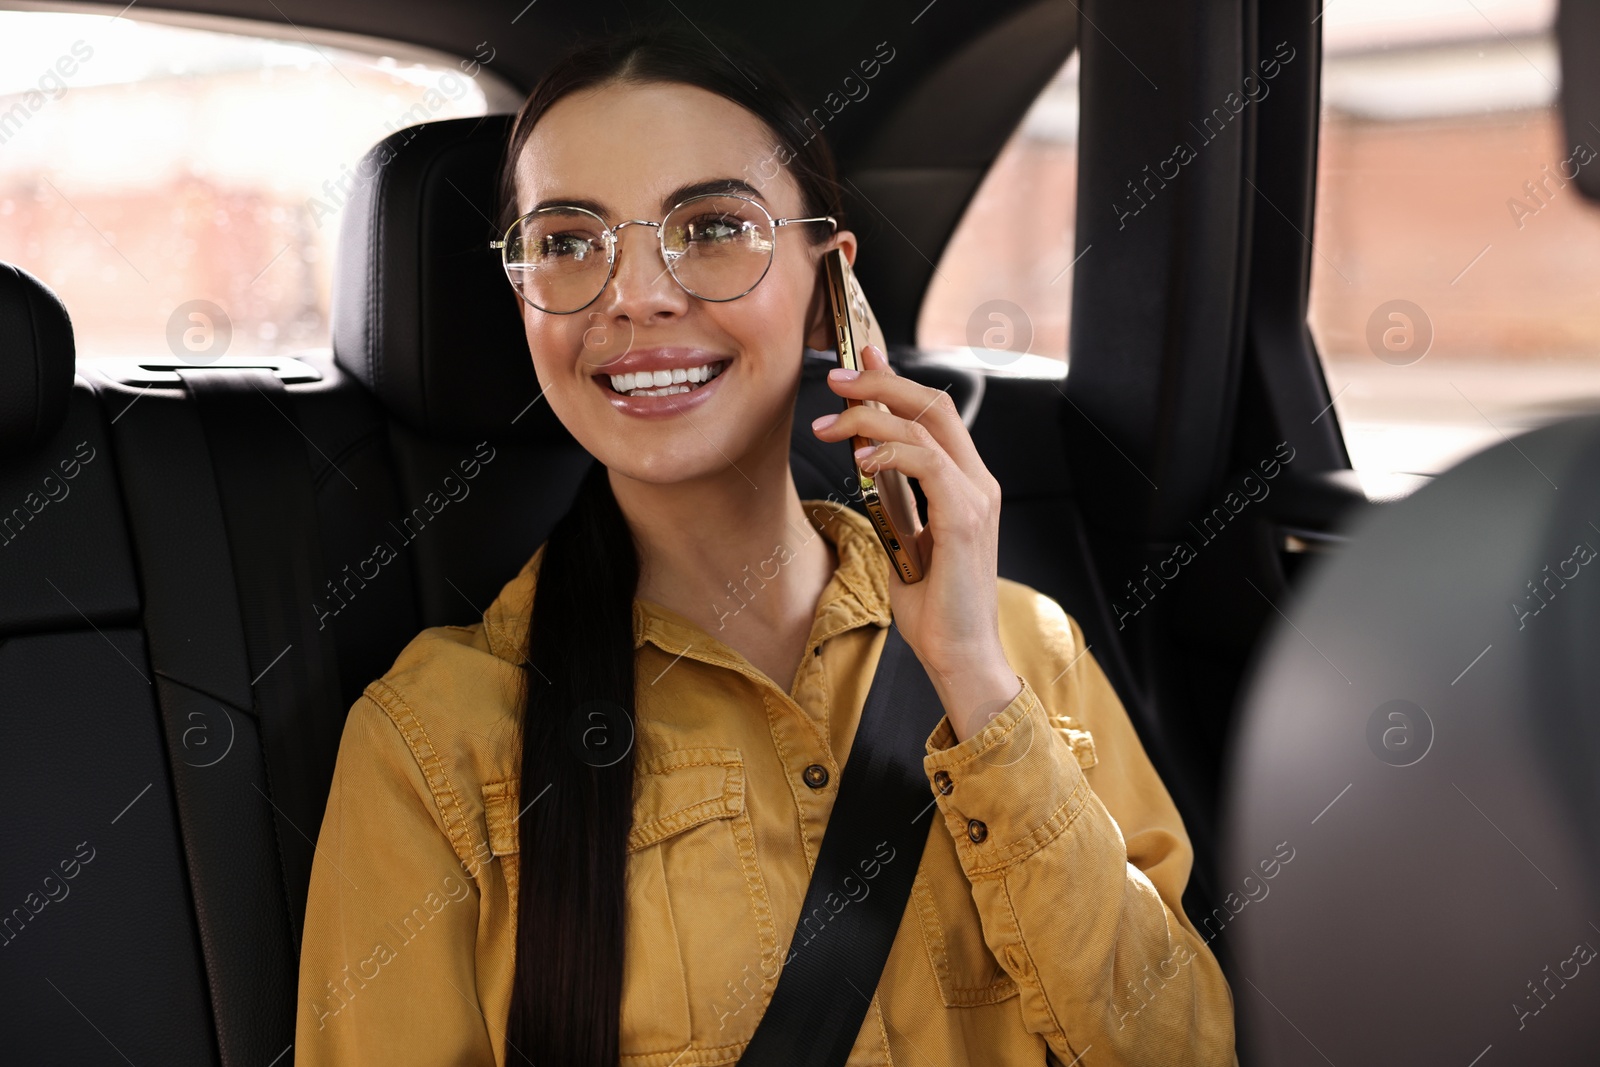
{"left": 921, "top": 601, "right": 1236, "bottom": 1066}
{"left": 295, "top": 691, "right": 497, "bottom": 1065}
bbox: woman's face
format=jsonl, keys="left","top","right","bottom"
{"left": 512, "top": 80, "right": 856, "bottom": 487}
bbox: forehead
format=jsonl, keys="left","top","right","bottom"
{"left": 514, "top": 80, "right": 803, "bottom": 217}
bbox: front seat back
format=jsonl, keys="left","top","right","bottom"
{"left": 1225, "top": 413, "right": 1600, "bottom": 1064}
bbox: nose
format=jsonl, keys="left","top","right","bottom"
{"left": 601, "top": 221, "right": 689, "bottom": 322}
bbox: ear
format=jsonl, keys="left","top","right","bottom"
{"left": 803, "top": 229, "right": 859, "bottom": 352}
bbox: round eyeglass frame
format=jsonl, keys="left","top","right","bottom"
{"left": 490, "top": 192, "right": 837, "bottom": 314}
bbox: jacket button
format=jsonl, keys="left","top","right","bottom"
{"left": 803, "top": 764, "right": 830, "bottom": 789}
{"left": 933, "top": 770, "right": 954, "bottom": 795}
{"left": 967, "top": 818, "right": 988, "bottom": 844}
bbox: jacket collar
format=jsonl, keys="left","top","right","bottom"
{"left": 483, "top": 496, "right": 892, "bottom": 667}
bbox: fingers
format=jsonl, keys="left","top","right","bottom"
{"left": 824, "top": 344, "right": 986, "bottom": 478}
{"left": 818, "top": 397, "right": 938, "bottom": 460}
{"left": 853, "top": 436, "right": 995, "bottom": 541}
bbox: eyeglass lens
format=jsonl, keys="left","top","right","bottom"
{"left": 503, "top": 195, "right": 777, "bottom": 312}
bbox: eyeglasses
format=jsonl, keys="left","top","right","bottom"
{"left": 490, "top": 192, "right": 836, "bottom": 314}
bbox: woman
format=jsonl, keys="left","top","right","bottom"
{"left": 295, "top": 23, "right": 1235, "bottom": 1067}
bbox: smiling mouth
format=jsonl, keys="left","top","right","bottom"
{"left": 600, "top": 360, "right": 728, "bottom": 398}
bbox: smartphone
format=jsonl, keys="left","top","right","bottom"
{"left": 822, "top": 247, "right": 926, "bottom": 585}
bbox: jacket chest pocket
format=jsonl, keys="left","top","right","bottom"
{"left": 483, "top": 748, "right": 779, "bottom": 1061}
{"left": 625, "top": 747, "right": 779, "bottom": 1057}
{"left": 912, "top": 827, "right": 1018, "bottom": 1008}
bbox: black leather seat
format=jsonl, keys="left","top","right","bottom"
{"left": 0, "top": 263, "right": 219, "bottom": 1063}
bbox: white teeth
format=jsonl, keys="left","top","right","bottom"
{"left": 608, "top": 360, "right": 725, "bottom": 396}
{"left": 628, "top": 384, "right": 693, "bottom": 397}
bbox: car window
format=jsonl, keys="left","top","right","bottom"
{"left": 0, "top": 11, "right": 512, "bottom": 366}
{"left": 916, "top": 51, "right": 1077, "bottom": 375}
{"left": 1309, "top": 0, "right": 1600, "bottom": 477}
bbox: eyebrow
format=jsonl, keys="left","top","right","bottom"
{"left": 530, "top": 177, "right": 767, "bottom": 218}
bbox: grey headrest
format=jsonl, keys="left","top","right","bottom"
{"left": 1226, "top": 413, "right": 1600, "bottom": 1062}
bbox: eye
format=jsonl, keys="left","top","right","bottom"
{"left": 683, "top": 214, "right": 747, "bottom": 244}
{"left": 542, "top": 232, "right": 604, "bottom": 260}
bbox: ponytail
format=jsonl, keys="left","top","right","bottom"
{"left": 506, "top": 462, "right": 640, "bottom": 1065}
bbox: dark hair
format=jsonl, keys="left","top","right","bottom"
{"left": 493, "top": 23, "right": 846, "bottom": 1066}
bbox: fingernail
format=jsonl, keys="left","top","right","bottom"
{"left": 811, "top": 413, "right": 838, "bottom": 431}
{"left": 854, "top": 445, "right": 876, "bottom": 460}
{"left": 829, "top": 367, "right": 860, "bottom": 381}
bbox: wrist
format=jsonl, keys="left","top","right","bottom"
{"left": 930, "top": 656, "right": 1021, "bottom": 744}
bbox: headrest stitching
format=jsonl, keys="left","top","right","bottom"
{"left": 367, "top": 151, "right": 384, "bottom": 405}
{"left": 24, "top": 272, "right": 46, "bottom": 443}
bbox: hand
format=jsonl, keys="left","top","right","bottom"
{"left": 810, "top": 343, "right": 1020, "bottom": 742}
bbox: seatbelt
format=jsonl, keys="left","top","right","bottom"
{"left": 737, "top": 621, "right": 946, "bottom": 1067}
{"left": 106, "top": 367, "right": 334, "bottom": 1062}
{"left": 181, "top": 368, "right": 346, "bottom": 948}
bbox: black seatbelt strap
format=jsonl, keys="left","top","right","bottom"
{"left": 182, "top": 368, "right": 345, "bottom": 948}
{"left": 737, "top": 621, "right": 946, "bottom": 1067}
{"left": 106, "top": 378, "right": 300, "bottom": 1062}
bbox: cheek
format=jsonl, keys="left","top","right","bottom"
{"left": 728, "top": 257, "right": 818, "bottom": 340}
{"left": 708, "top": 292, "right": 805, "bottom": 368}
{"left": 522, "top": 312, "right": 584, "bottom": 382}
{"left": 527, "top": 310, "right": 645, "bottom": 382}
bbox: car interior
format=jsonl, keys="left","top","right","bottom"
{"left": 3, "top": 0, "right": 1598, "bottom": 1063}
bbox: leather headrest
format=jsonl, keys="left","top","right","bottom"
{"left": 0, "top": 261, "right": 75, "bottom": 455}
{"left": 332, "top": 115, "right": 566, "bottom": 444}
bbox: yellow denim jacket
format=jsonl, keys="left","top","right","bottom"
{"left": 295, "top": 497, "right": 1236, "bottom": 1065}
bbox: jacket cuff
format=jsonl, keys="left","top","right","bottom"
{"left": 922, "top": 675, "right": 1097, "bottom": 875}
